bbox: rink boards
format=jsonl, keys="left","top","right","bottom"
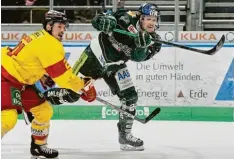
{"left": 1, "top": 42, "right": 234, "bottom": 122}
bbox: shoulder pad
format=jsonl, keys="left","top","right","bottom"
{"left": 119, "top": 14, "right": 131, "bottom": 24}
{"left": 127, "top": 11, "right": 136, "bottom": 17}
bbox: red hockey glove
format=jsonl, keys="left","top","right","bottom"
{"left": 80, "top": 77, "right": 96, "bottom": 102}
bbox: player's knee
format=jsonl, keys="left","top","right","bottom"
{"left": 1, "top": 109, "right": 18, "bottom": 137}
{"left": 120, "top": 87, "right": 138, "bottom": 105}
{"left": 119, "top": 87, "right": 138, "bottom": 115}
{"left": 30, "top": 101, "right": 53, "bottom": 123}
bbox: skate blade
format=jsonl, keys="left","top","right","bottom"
{"left": 120, "top": 144, "right": 144, "bottom": 151}
{"left": 30, "top": 155, "right": 59, "bottom": 159}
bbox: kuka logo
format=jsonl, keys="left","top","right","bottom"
{"left": 180, "top": 33, "right": 217, "bottom": 41}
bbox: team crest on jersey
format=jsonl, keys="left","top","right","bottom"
{"left": 127, "top": 11, "right": 136, "bottom": 17}
{"left": 127, "top": 24, "right": 138, "bottom": 33}
{"left": 10, "top": 87, "right": 22, "bottom": 106}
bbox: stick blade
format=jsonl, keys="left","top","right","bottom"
{"left": 205, "top": 35, "right": 225, "bottom": 55}
{"left": 144, "top": 108, "right": 161, "bottom": 123}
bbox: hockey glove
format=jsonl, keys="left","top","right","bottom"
{"left": 92, "top": 14, "right": 117, "bottom": 34}
{"left": 44, "top": 88, "right": 80, "bottom": 105}
{"left": 134, "top": 31, "right": 151, "bottom": 48}
{"left": 143, "top": 32, "right": 162, "bottom": 60}
{"left": 150, "top": 32, "right": 162, "bottom": 52}
{"left": 80, "top": 77, "right": 97, "bottom": 102}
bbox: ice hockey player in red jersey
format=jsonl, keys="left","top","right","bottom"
{"left": 1, "top": 10, "right": 96, "bottom": 158}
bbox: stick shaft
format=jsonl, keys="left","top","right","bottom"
{"left": 113, "top": 28, "right": 225, "bottom": 55}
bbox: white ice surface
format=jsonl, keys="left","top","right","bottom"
{"left": 1, "top": 120, "right": 234, "bottom": 159}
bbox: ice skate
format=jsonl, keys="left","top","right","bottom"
{"left": 30, "top": 141, "right": 58, "bottom": 159}
{"left": 118, "top": 123, "right": 144, "bottom": 151}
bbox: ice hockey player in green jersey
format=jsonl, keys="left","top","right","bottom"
{"left": 46, "top": 3, "right": 162, "bottom": 151}
{"left": 79, "top": 3, "right": 162, "bottom": 151}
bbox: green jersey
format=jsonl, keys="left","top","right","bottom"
{"left": 91, "top": 9, "right": 161, "bottom": 63}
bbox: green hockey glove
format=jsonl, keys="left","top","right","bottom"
{"left": 92, "top": 15, "right": 117, "bottom": 34}
{"left": 134, "top": 31, "right": 151, "bottom": 48}
{"left": 150, "top": 32, "right": 162, "bottom": 52}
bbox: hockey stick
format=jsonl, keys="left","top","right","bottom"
{"left": 96, "top": 97, "right": 161, "bottom": 124}
{"left": 44, "top": 86, "right": 161, "bottom": 124}
{"left": 22, "top": 110, "right": 31, "bottom": 125}
{"left": 113, "top": 29, "right": 225, "bottom": 55}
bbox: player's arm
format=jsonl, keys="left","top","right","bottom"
{"left": 43, "top": 77, "right": 96, "bottom": 105}
{"left": 130, "top": 32, "right": 162, "bottom": 62}
{"left": 43, "top": 88, "right": 81, "bottom": 105}
{"left": 118, "top": 15, "right": 161, "bottom": 62}
{"left": 37, "top": 46, "right": 85, "bottom": 90}
{"left": 116, "top": 12, "right": 161, "bottom": 61}
{"left": 37, "top": 46, "right": 96, "bottom": 102}
{"left": 42, "top": 56, "right": 84, "bottom": 92}
{"left": 114, "top": 12, "right": 152, "bottom": 62}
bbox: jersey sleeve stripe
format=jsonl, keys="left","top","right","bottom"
{"left": 45, "top": 58, "right": 70, "bottom": 78}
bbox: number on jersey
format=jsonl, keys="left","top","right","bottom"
{"left": 7, "top": 35, "right": 32, "bottom": 57}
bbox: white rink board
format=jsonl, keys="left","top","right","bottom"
{"left": 64, "top": 45, "right": 234, "bottom": 107}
